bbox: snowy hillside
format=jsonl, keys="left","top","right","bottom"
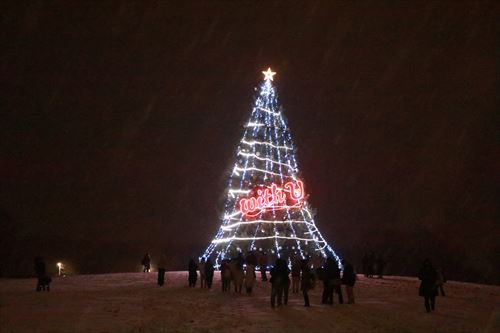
{"left": 1, "top": 272, "right": 498, "bottom": 333}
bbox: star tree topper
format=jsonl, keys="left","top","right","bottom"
{"left": 262, "top": 67, "right": 276, "bottom": 81}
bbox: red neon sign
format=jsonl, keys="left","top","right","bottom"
{"left": 239, "top": 180, "right": 305, "bottom": 217}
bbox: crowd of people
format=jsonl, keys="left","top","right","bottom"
{"left": 34, "top": 252, "right": 446, "bottom": 313}
{"left": 182, "top": 251, "right": 357, "bottom": 308}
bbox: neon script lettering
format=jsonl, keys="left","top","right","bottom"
{"left": 239, "top": 181, "right": 305, "bottom": 217}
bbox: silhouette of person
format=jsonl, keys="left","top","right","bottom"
{"left": 418, "top": 259, "right": 438, "bottom": 313}
{"left": 300, "top": 259, "right": 314, "bottom": 307}
{"left": 341, "top": 259, "right": 356, "bottom": 304}
{"left": 188, "top": 259, "right": 198, "bottom": 287}
{"left": 157, "top": 254, "right": 167, "bottom": 286}
{"left": 142, "top": 253, "right": 151, "bottom": 273}
{"left": 34, "top": 257, "right": 51, "bottom": 291}
{"left": 205, "top": 258, "right": 215, "bottom": 289}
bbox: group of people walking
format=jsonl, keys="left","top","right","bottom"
{"left": 185, "top": 252, "right": 357, "bottom": 308}
{"left": 270, "top": 256, "right": 357, "bottom": 307}
{"left": 188, "top": 257, "right": 215, "bottom": 288}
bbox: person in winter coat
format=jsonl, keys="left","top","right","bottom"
{"left": 291, "top": 256, "right": 301, "bottom": 294}
{"left": 205, "top": 258, "right": 215, "bottom": 289}
{"left": 259, "top": 251, "right": 268, "bottom": 281}
{"left": 321, "top": 257, "right": 336, "bottom": 304}
{"left": 157, "top": 254, "right": 167, "bottom": 286}
{"left": 220, "top": 259, "right": 231, "bottom": 292}
{"left": 283, "top": 262, "right": 291, "bottom": 305}
{"left": 436, "top": 267, "right": 446, "bottom": 296}
{"left": 332, "top": 261, "right": 344, "bottom": 304}
{"left": 188, "top": 259, "right": 198, "bottom": 287}
{"left": 198, "top": 258, "right": 206, "bottom": 288}
{"left": 270, "top": 258, "right": 289, "bottom": 307}
{"left": 34, "top": 257, "right": 51, "bottom": 292}
{"left": 142, "top": 253, "right": 151, "bottom": 273}
{"left": 341, "top": 259, "right": 356, "bottom": 304}
{"left": 418, "top": 259, "right": 438, "bottom": 313}
{"left": 300, "top": 259, "right": 314, "bottom": 307}
{"left": 245, "top": 263, "right": 256, "bottom": 294}
{"left": 229, "top": 253, "right": 245, "bottom": 294}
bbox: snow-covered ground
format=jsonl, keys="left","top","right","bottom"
{"left": 0, "top": 272, "right": 498, "bottom": 333}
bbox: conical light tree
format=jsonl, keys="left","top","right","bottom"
{"left": 202, "top": 68, "right": 340, "bottom": 266}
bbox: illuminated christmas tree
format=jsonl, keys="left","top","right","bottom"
{"left": 202, "top": 68, "right": 340, "bottom": 266}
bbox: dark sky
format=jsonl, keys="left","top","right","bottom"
{"left": 1, "top": 1, "right": 498, "bottom": 282}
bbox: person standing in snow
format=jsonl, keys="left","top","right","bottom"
{"left": 142, "top": 253, "right": 151, "bottom": 273}
{"left": 34, "top": 257, "right": 51, "bottom": 291}
{"left": 283, "top": 260, "right": 291, "bottom": 306}
{"left": 418, "top": 259, "right": 438, "bottom": 313}
{"left": 198, "top": 258, "right": 206, "bottom": 288}
{"left": 332, "top": 260, "right": 344, "bottom": 304}
{"left": 188, "top": 259, "right": 198, "bottom": 287}
{"left": 300, "top": 259, "right": 314, "bottom": 307}
{"left": 205, "top": 258, "right": 215, "bottom": 289}
{"left": 341, "top": 259, "right": 356, "bottom": 304}
{"left": 244, "top": 252, "right": 257, "bottom": 294}
{"left": 245, "top": 262, "right": 256, "bottom": 294}
{"left": 259, "top": 251, "right": 268, "bottom": 281}
{"left": 435, "top": 267, "right": 446, "bottom": 296}
{"left": 321, "top": 257, "right": 336, "bottom": 304}
{"left": 291, "top": 256, "right": 301, "bottom": 294}
{"left": 220, "top": 259, "right": 231, "bottom": 292}
{"left": 157, "top": 254, "right": 167, "bottom": 286}
{"left": 270, "top": 258, "right": 289, "bottom": 307}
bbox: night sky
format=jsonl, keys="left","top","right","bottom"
{"left": 1, "top": 1, "right": 498, "bottom": 283}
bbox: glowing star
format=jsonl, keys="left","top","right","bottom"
{"left": 262, "top": 67, "right": 276, "bottom": 81}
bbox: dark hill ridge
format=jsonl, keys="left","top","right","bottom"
{"left": 1, "top": 1, "right": 498, "bottom": 283}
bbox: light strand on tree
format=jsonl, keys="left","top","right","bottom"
{"left": 211, "top": 235, "right": 326, "bottom": 244}
{"left": 237, "top": 151, "right": 295, "bottom": 169}
{"left": 246, "top": 122, "right": 265, "bottom": 127}
{"left": 257, "top": 106, "right": 281, "bottom": 116}
{"left": 241, "top": 139, "right": 293, "bottom": 150}
{"left": 221, "top": 220, "right": 318, "bottom": 231}
{"left": 232, "top": 166, "right": 283, "bottom": 177}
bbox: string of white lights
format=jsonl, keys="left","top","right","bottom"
{"left": 237, "top": 151, "right": 295, "bottom": 169}
{"left": 233, "top": 166, "right": 282, "bottom": 177}
{"left": 241, "top": 139, "right": 293, "bottom": 150}
{"left": 246, "top": 122, "right": 265, "bottom": 127}
{"left": 221, "top": 220, "right": 318, "bottom": 231}
{"left": 212, "top": 235, "right": 327, "bottom": 244}
{"left": 224, "top": 115, "right": 263, "bottom": 256}
{"left": 258, "top": 107, "right": 280, "bottom": 116}
{"left": 271, "top": 122, "right": 307, "bottom": 258}
{"left": 228, "top": 189, "right": 251, "bottom": 198}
